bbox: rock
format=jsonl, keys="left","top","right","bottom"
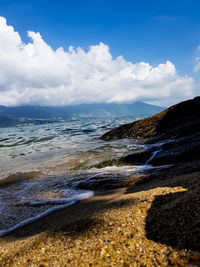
{"left": 150, "top": 133, "right": 200, "bottom": 165}
{"left": 101, "top": 96, "right": 200, "bottom": 142}
{"left": 76, "top": 174, "right": 145, "bottom": 190}
{"left": 121, "top": 149, "right": 154, "bottom": 165}
{"left": 101, "top": 97, "right": 200, "bottom": 166}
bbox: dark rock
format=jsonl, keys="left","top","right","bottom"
{"left": 101, "top": 96, "right": 200, "bottom": 142}
{"left": 76, "top": 174, "right": 145, "bottom": 191}
{"left": 101, "top": 97, "right": 200, "bottom": 166}
{"left": 121, "top": 149, "right": 154, "bottom": 165}
{"left": 150, "top": 133, "right": 200, "bottom": 165}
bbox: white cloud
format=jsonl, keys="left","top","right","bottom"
{"left": 0, "top": 16, "right": 196, "bottom": 107}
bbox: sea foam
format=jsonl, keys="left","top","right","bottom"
{"left": 0, "top": 191, "right": 93, "bottom": 237}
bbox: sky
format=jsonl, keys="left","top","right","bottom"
{"left": 0, "top": 0, "right": 200, "bottom": 107}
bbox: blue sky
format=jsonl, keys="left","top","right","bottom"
{"left": 1, "top": 0, "right": 200, "bottom": 75}
{"left": 0, "top": 0, "right": 199, "bottom": 106}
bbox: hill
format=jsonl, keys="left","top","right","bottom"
{"left": 0, "top": 102, "right": 164, "bottom": 120}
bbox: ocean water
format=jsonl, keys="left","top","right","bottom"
{"left": 0, "top": 116, "right": 147, "bottom": 236}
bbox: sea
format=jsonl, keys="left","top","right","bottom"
{"left": 0, "top": 116, "right": 149, "bottom": 236}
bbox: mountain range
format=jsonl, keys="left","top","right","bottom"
{"left": 0, "top": 102, "right": 164, "bottom": 127}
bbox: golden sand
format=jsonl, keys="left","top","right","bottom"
{"left": 1, "top": 171, "right": 200, "bottom": 266}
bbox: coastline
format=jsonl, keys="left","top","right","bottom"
{"left": 1, "top": 97, "right": 200, "bottom": 266}
{"left": 1, "top": 163, "right": 200, "bottom": 266}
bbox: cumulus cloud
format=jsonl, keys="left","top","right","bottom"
{"left": 0, "top": 17, "right": 195, "bottom": 107}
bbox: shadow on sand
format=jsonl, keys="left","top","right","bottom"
{"left": 126, "top": 161, "right": 200, "bottom": 251}
{"left": 1, "top": 160, "right": 200, "bottom": 253}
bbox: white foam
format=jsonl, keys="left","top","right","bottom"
{"left": 0, "top": 191, "right": 93, "bottom": 237}
{"left": 142, "top": 164, "right": 173, "bottom": 171}
{"left": 88, "top": 165, "right": 144, "bottom": 174}
{"left": 146, "top": 149, "right": 162, "bottom": 165}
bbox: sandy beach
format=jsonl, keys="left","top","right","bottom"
{"left": 0, "top": 2, "right": 200, "bottom": 265}
{"left": 1, "top": 164, "right": 200, "bottom": 266}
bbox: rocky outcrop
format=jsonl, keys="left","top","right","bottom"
{"left": 101, "top": 96, "right": 200, "bottom": 142}
{"left": 101, "top": 97, "right": 200, "bottom": 166}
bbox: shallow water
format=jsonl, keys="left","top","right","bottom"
{"left": 0, "top": 117, "right": 146, "bottom": 178}
{"left": 0, "top": 116, "right": 147, "bottom": 235}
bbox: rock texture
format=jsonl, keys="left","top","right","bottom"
{"left": 101, "top": 96, "right": 200, "bottom": 141}
{"left": 1, "top": 97, "right": 200, "bottom": 266}
{"left": 101, "top": 96, "right": 200, "bottom": 166}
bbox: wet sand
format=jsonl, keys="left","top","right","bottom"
{"left": 1, "top": 168, "right": 200, "bottom": 266}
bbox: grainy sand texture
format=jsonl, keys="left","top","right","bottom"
{"left": 1, "top": 168, "right": 200, "bottom": 266}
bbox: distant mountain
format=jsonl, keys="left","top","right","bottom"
{"left": 0, "top": 102, "right": 164, "bottom": 120}
{"left": 0, "top": 116, "right": 18, "bottom": 127}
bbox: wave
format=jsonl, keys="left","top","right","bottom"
{"left": 0, "top": 116, "right": 149, "bottom": 236}
{"left": 87, "top": 165, "right": 144, "bottom": 174}
{"left": 0, "top": 191, "right": 93, "bottom": 237}
{"left": 0, "top": 138, "right": 9, "bottom": 142}
{"left": 24, "top": 136, "right": 55, "bottom": 145}
{"left": 0, "top": 136, "right": 55, "bottom": 148}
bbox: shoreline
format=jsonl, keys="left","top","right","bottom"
{"left": 1, "top": 163, "right": 200, "bottom": 266}
{"left": 1, "top": 97, "right": 200, "bottom": 265}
